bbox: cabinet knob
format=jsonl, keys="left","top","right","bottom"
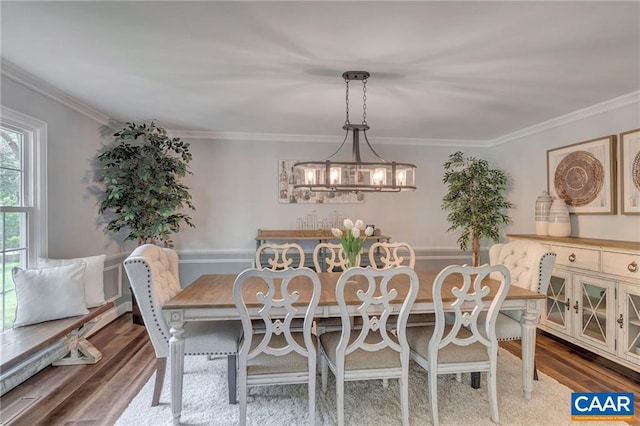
{"left": 617, "top": 314, "right": 624, "bottom": 329}
{"left": 573, "top": 300, "right": 579, "bottom": 313}
{"left": 629, "top": 261, "right": 638, "bottom": 273}
{"left": 568, "top": 253, "right": 576, "bottom": 263}
{"left": 565, "top": 298, "right": 571, "bottom": 311}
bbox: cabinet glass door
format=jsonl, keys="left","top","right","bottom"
{"left": 575, "top": 274, "right": 616, "bottom": 353}
{"left": 619, "top": 284, "right": 640, "bottom": 362}
{"left": 544, "top": 271, "right": 571, "bottom": 334}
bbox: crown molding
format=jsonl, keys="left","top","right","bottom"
{"left": 487, "top": 90, "right": 640, "bottom": 147}
{"left": 168, "top": 129, "right": 483, "bottom": 147}
{"left": 1, "top": 59, "right": 113, "bottom": 127}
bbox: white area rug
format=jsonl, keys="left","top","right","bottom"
{"left": 116, "top": 348, "right": 622, "bottom": 425}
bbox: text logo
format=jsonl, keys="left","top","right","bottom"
{"left": 571, "top": 392, "right": 634, "bottom": 422}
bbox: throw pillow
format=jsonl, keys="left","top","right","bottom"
{"left": 13, "top": 262, "right": 89, "bottom": 327}
{"left": 39, "top": 254, "right": 107, "bottom": 308}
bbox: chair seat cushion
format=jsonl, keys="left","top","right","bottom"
{"left": 184, "top": 320, "right": 241, "bottom": 355}
{"left": 406, "top": 325, "right": 490, "bottom": 363}
{"left": 319, "top": 330, "right": 401, "bottom": 370}
{"left": 246, "top": 332, "right": 316, "bottom": 375}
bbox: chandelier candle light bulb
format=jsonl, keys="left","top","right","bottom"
{"left": 331, "top": 218, "right": 374, "bottom": 268}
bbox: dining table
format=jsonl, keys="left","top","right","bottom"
{"left": 162, "top": 268, "right": 545, "bottom": 424}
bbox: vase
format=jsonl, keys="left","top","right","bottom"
{"left": 535, "top": 190, "right": 553, "bottom": 235}
{"left": 548, "top": 198, "right": 571, "bottom": 237}
{"left": 345, "top": 249, "right": 361, "bottom": 269}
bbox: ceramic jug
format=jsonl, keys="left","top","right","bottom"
{"left": 535, "top": 190, "right": 553, "bottom": 235}
{"left": 548, "top": 198, "right": 571, "bottom": 237}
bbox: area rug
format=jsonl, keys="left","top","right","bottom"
{"left": 116, "top": 348, "right": 623, "bottom": 425}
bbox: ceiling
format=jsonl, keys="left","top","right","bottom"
{"left": 1, "top": 1, "right": 639, "bottom": 145}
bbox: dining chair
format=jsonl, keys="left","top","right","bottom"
{"left": 255, "top": 242, "right": 305, "bottom": 270}
{"left": 406, "top": 264, "right": 511, "bottom": 425}
{"left": 123, "top": 244, "right": 242, "bottom": 406}
{"left": 368, "top": 241, "right": 415, "bottom": 269}
{"left": 318, "top": 266, "right": 419, "bottom": 426}
{"left": 368, "top": 241, "right": 432, "bottom": 331}
{"left": 486, "top": 240, "right": 556, "bottom": 380}
{"left": 233, "top": 267, "right": 321, "bottom": 426}
{"left": 312, "top": 242, "right": 360, "bottom": 272}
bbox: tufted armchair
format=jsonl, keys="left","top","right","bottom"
{"left": 123, "top": 244, "right": 242, "bottom": 406}
{"left": 487, "top": 239, "right": 556, "bottom": 379}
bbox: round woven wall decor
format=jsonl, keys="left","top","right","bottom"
{"left": 554, "top": 150, "right": 604, "bottom": 207}
{"left": 633, "top": 151, "right": 640, "bottom": 190}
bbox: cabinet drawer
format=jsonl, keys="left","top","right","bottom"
{"left": 551, "top": 245, "right": 601, "bottom": 271}
{"left": 602, "top": 251, "right": 640, "bottom": 281}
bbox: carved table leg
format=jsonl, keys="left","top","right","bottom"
{"left": 168, "top": 312, "right": 185, "bottom": 424}
{"left": 521, "top": 300, "right": 538, "bottom": 400}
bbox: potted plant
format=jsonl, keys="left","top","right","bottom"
{"left": 98, "top": 121, "right": 195, "bottom": 248}
{"left": 441, "top": 151, "right": 513, "bottom": 266}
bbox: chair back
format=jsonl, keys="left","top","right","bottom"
{"left": 313, "top": 242, "right": 360, "bottom": 272}
{"left": 123, "top": 244, "right": 181, "bottom": 358}
{"left": 255, "top": 243, "right": 305, "bottom": 270}
{"left": 430, "top": 264, "right": 511, "bottom": 359}
{"left": 489, "top": 240, "right": 556, "bottom": 294}
{"left": 233, "top": 267, "right": 321, "bottom": 364}
{"left": 369, "top": 242, "right": 415, "bottom": 269}
{"left": 335, "top": 267, "right": 419, "bottom": 362}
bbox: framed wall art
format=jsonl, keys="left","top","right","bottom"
{"left": 277, "top": 160, "right": 364, "bottom": 204}
{"left": 547, "top": 135, "right": 616, "bottom": 214}
{"left": 620, "top": 128, "right": 640, "bottom": 215}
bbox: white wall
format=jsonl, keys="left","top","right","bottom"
{"left": 171, "top": 138, "right": 487, "bottom": 252}
{"left": 490, "top": 102, "right": 640, "bottom": 242}
{"left": 1, "top": 75, "right": 125, "bottom": 258}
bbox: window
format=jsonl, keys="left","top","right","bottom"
{"left": 0, "top": 107, "right": 46, "bottom": 331}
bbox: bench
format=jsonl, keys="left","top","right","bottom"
{"left": 0, "top": 301, "right": 114, "bottom": 396}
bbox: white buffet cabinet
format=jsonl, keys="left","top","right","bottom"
{"left": 508, "top": 234, "right": 640, "bottom": 373}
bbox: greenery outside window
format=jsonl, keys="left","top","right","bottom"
{"left": 0, "top": 107, "right": 47, "bottom": 331}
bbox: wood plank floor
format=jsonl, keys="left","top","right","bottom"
{"left": 1, "top": 314, "right": 639, "bottom": 425}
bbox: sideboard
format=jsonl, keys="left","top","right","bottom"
{"left": 508, "top": 234, "right": 640, "bottom": 372}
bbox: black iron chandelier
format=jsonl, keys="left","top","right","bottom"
{"left": 293, "top": 71, "right": 417, "bottom": 193}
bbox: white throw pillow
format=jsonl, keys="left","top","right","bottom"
{"left": 12, "top": 262, "right": 89, "bottom": 327}
{"left": 39, "top": 254, "right": 106, "bottom": 308}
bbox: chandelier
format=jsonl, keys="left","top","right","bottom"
{"left": 293, "top": 71, "right": 417, "bottom": 193}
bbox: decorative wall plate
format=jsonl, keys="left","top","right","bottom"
{"left": 553, "top": 150, "right": 603, "bottom": 207}
{"left": 633, "top": 151, "right": 640, "bottom": 191}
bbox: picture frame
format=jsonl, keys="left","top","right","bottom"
{"left": 620, "top": 128, "right": 640, "bottom": 215}
{"left": 547, "top": 135, "right": 616, "bottom": 214}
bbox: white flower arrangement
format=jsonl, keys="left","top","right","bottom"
{"left": 331, "top": 219, "right": 374, "bottom": 268}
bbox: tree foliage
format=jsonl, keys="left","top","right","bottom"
{"left": 98, "top": 121, "right": 195, "bottom": 247}
{"left": 441, "top": 151, "right": 513, "bottom": 265}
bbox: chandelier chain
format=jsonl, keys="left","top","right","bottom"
{"left": 362, "top": 78, "right": 368, "bottom": 125}
{"left": 344, "top": 78, "right": 350, "bottom": 125}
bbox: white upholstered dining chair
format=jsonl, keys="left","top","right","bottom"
{"left": 486, "top": 239, "right": 556, "bottom": 379}
{"left": 318, "top": 266, "right": 419, "bottom": 426}
{"left": 406, "top": 264, "right": 511, "bottom": 425}
{"left": 255, "top": 242, "right": 305, "bottom": 270}
{"left": 233, "top": 267, "right": 321, "bottom": 426}
{"left": 123, "top": 244, "right": 242, "bottom": 406}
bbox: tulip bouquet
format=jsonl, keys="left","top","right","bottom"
{"left": 331, "top": 219, "right": 375, "bottom": 268}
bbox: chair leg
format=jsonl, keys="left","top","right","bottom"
{"left": 428, "top": 370, "right": 439, "bottom": 426}
{"left": 488, "top": 364, "right": 499, "bottom": 423}
{"left": 228, "top": 354, "right": 237, "bottom": 404}
{"left": 320, "top": 354, "right": 328, "bottom": 392}
{"left": 533, "top": 360, "right": 539, "bottom": 381}
{"left": 238, "top": 357, "right": 247, "bottom": 426}
{"left": 382, "top": 378, "right": 389, "bottom": 389}
{"left": 151, "top": 357, "right": 166, "bottom": 406}
{"left": 470, "top": 372, "right": 481, "bottom": 389}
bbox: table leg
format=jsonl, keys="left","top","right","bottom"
{"left": 521, "top": 301, "right": 538, "bottom": 400}
{"left": 169, "top": 319, "right": 185, "bottom": 424}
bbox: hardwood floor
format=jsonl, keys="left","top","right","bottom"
{"left": 1, "top": 314, "right": 639, "bottom": 425}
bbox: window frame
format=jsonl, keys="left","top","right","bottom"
{"left": 0, "top": 106, "right": 47, "bottom": 330}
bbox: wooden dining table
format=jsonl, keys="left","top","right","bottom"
{"left": 162, "top": 268, "right": 545, "bottom": 424}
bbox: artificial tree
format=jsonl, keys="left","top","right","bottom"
{"left": 441, "top": 151, "right": 513, "bottom": 266}
{"left": 98, "top": 121, "right": 195, "bottom": 248}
